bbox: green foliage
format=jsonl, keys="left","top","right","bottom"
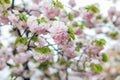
{"left": 102, "top": 53, "right": 108, "bottom": 62}
{"left": 57, "top": 58, "right": 72, "bottom": 67}
{"left": 16, "top": 13, "right": 28, "bottom": 22}
{"left": 52, "top": 0, "right": 63, "bottom": 8}
{"left": 0, "top": 0, "right": 10, "bottom": 5}
{"left": 68, "top": 26, "right": 75, "bottom": 40}
{"left": 92, "top": 39, "right": 106, "bottom": 46}
{"left": 14, "top": 37, "right": 21, "bottom": 45}
{"left": 14, "top": 37, "right": 28, "bottom": 45}
{"left": 108, "top": 31, "right": 118, "bottom": 38}
{"left": 37, "top": 17, "right": 47, "bottom": 24}
{"left": 38, "top": 60, "right": 53, "bottom": 70}
{"left": 90, "top": 63, "right": 103, "bottom": 73}
{"left": 2, "top": 10, "right": 8, "bottom": 15}
{"left": 50, "top": 18, "right": 57, "bottom": 21}
{"left": 0, "top": 42, "right": 3, "bottom": 47}
{"left": 68, "top": 13, "right": 73, "bottom": 21}
{"left": 79, "top": 21, "right": 85, "bottom": 29}
{"left": 75, "top": 46, "right": 80, "bottom": 52}
{"left": 76, "top": 42, "right": 83, "bottom": 48}
{"left": 4, "top": 0, "right": 10, "bottom": 4}
{"left": 96, "top": 15, "right": 102, "bottom": 19}
{"left": 31, "top": 35, "right": 38, "bottom": 42}
{"left": 34, "top": 46, "right": 51, "bottom": 54}
{"left": 57, "top": 58, "right": 66, "bottom": 65}
{"left": 86, "top": 5, "right": 99, "bottom": 13}
{"left": 72, "top": 22, "right": 79, "bottom": 27}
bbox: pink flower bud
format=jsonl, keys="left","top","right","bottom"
{"left": 68, "top": 0, "right": 76, "bottom": 7}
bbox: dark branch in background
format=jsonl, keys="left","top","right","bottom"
{"left": 27, "top": 33, "right": 36, "bottom": 50}
{"left": 23, "top": 61, "right": 30, "bottom": 80}
{"left": 13, "top": 28, "right": 22, "bottom": 37}
{"left": 11, "top": 0, "right": 15, "bottom": 9}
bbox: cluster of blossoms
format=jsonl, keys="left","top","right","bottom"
{"left": 0, "top": 0, "right": 120, "bottom": 80}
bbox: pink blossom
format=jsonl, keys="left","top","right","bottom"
{"left": 84, "top": 44, "right": 103, "bottom": 55}
{"left": 32, "top": 0, "right": 41, "bottom": 4}
{"left": 95, "top": 27, "right": 102, "bottom": 34}
{"left": 27, "top": 16, "right": 48, "bottom": 34}
{"left": 0, "top": 15, "right": 9, "bottom": 24}
{"left": 68, "top": 0, "right": 76, "bottom": 7}
{"left": 62, "top": 47, "right": 78, "bottom": 58}
{"left": 50, "top": 21, "right": 69, "bottom": 45}
{"left": 108, "top": 7, "right": 116, "bottom": 17}
{"left": 18, "top": 21, "right": 28, "bottom": 29}
{"left": 74, "top": 27, "right": 83, "bottom": 35}
{"left": 28, "top": 4, "right": 40, "bottom": 16}
{"left": 72, "top": 10, "right": 80, "bottom": 18}
{"left": 115, "top": 11, "right": 120, "bottom": 17}
{"left": 33, "top": 52, "right": 51, "bottom": 62}
{"left": 23, "top": 70, "right": 32, "bottom": 78}
{"left": 16, "top": 44, "right": 27, "bottom": 53}
{"left": 41, "top": 2, "right": 60, "bottom": 18}
{"left": 0, "top": 60, "right": 6, "bottom": 70}
{"left": 14, "top": 53, "right": 29, "bottom": 64}
{"left": 38, "top": 37, "right": 45, "bottom": 47}
{"left": 81, "top": 11, "right": 94, "bottom": 20}
{"left": 115, "top": 17, "right": 120, "bottom": 26}
{"left": 12, "top": 65, "right": 24, "bottom": 76}
{"left": 84, "top": 20, "right": 94, "bottom": 27}
{"left": 35, "top": 23, "right": 48, "bottom": 35}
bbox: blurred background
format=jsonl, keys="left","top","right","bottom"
{"left": 0, "top": 0, "right": 120, "bottom": 80}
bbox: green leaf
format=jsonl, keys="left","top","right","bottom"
{"left": 14, "top": 37, "right": 28, "bottom": 45}
{"left": 34, "top": 46, "right": 51, "bottom": 54}
{"left": 4, "top": 0, "right": 10, "bottom": 4}
{"left": 68, "top": 26, "right": 75, "bottom": 40}
{"left": 38, "top": 60, "right": 53, "bottom": 70}
{"left": 76, "top": 42, "right": 83, "bottom": 48}
{"left": 52, "top": 72, "right": 59, "bottom": 77}
{"left": 52, "top": 0, "right": 63, "bottom": 8}
{"left": 31, "top": 35, "right": 38, "bottom": 42}
{"left": 75, "top": 47, "right": 80, "bottom": 52}
{"left": 10, "top": 72, "right": 15, "bottom": 78}
{"left": 37, "top": 17, "right": 47, "bottom": 24}
{"left": 0, "top": 42, "right": 3, "bottom": 47}
{"left": 96, "top": 15, "right": 102, "bottom": 19}
{"left": 14, "top": 37, "right": 21, "bottom": 45}
{"left": 50, "top": 18, "right": 57, "bottom": 21}
{"left": 68, "top": 13, "right": 73, "bottom": 21}
{"left": 90, "top": 63, "right": 103, "bottom": 73}
{"left": 16, "top": 13, "right": 28, "bottom": 22}
{"left": 41, "top": 17, "right": 47, "bottom": 23}
{"left": 2, "top": 10, "right": 8, "bottom": 15}
{"left": 92, "top": 39, "right": 106, "bottom": 46}
{"left": 79, "top": 21, "right": 85, "bottom": 29}
{"left": 102, "top": 53, "right": 108, "bottom": 62}
{"left": 108, "top": 31, "right": 118, "bottom": 38}
{"left": 72, "top": 22, "right": 79, "bottom": 27}
{"left": 0, "top": 0, "right": 5, "bottom": 5}
{"left": 36, "top": 18, "right": 41, "bottom": 24}
{"left": 57, "top": 58, "right": 66, "bottom": 65}
{"left": 21, "top": 37, "right": 28, "bottom": 44}
{"left": 86, "top": 5, "right": 99, "bottom": 13}
{"left": 66, "top": 61, "right": 73, "bottom": 67}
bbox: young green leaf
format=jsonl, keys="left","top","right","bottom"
{"left": 68, "top": 26, "right": 75, "bottom": 40}
{"left": 68, "top": 13, "right": 73, "bottom": 21}
{"left": 86, "top": 5, "right": 99, "bottom": 13}
{"left": 102, "top": 53, "right": 108, "bottom": 62}
{"left": 14, "top": 37, "right": 21, "bottom": 45}
{"left": 34, "top": 46, "right": 51, "bottom": 54}
{"left": 4, "top": 0, "right": 10, "bottom": 4}
{"left": 90, "top": 63, "right": 103, "bottom": 73}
